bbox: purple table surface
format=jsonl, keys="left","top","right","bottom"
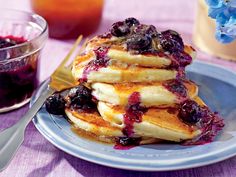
{"left": 1, "top": 0, "right": 236, "bottom": 176}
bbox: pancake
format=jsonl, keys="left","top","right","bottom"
{"left": 92, "top": 80, "right": 198, "bottom": 107}
{"left": 65, "top": 108, "right": 161, "bottom": 144}
{"left": 72, "top": 64, "right": 177, "bottom": 83}
{"left": 107, "top": 45, "right": 196, "bottom": 68}
{"left": 85, "top": 36, "right": 196, "bottom": 68}
{"left": 97, "top": 100, "right": 202, "bottom": 142}
{"left": 58, "top": 18, "right": 224, "bottom": 147}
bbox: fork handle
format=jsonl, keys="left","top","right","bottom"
{"left": 18, "top": 86, "right": 55, "bottom": 129}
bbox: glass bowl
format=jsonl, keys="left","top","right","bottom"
{"left": 0, "top": 9, "right": 48, "bottom": 113}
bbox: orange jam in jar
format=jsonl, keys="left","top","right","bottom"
{"left": 31, "top": 0, "right": 104, "bottom": 39}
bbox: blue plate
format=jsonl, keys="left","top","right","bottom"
{"left": 31, "top": 61, "right": 236, "bottom": 171}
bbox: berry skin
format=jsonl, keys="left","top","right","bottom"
{"left": 67, "top": 85, "right": 96, "bottom": 112}
{"left": 125, "top": 17, "right": 140, "bottom": 27}
{"left": 45, "top": 93, "right": 66, "bottom": 115}
{"left": 68, "top": 85, "right": 92, "bottom": 105}
{"left": 179, "top": 100, "right": 202, "bottom": 124}
{"left": 146, "top": 25, "right": 159, "bottom": 37}
{"left": 127, "top": 34, "right": 151, "bottom": 51}
{"left": 117, "top": 137, "right": 141, "bottom": 146}
{"left": 160, "top": 30, "right": 184, "bottom": 53}
{"left": 110, "top": 21, "right": 130, "bottom": 37}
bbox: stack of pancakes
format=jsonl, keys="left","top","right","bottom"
{"left": 65, "top": 19, "right": 223, "bottom": 146}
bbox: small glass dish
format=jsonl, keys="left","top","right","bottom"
{"left": 0, "top": 9, "right": 48, "bottom": 113}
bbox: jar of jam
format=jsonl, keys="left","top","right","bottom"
{"left": 0, "top": 9, "right": 48, "bottom": 112}
{"left": 31, "top": 0, "right": 104, "bottom": 39}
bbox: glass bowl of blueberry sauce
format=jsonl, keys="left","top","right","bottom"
{"left": 0, "top": 9, "right": 48, "bottom": 112}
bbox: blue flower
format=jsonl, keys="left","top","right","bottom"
{"left": 216, "top": 27, "right": 235, "bottom": 43}
{"left": 206, "top": 0, "right": 236, "bottom": 43}
{"left": 206, "top": 0, "right": 224, "bottom": 8}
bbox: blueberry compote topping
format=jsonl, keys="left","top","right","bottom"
{"left": 178, "top": 100, "right": 224, "bottom": 145}
{"left": 106, "top": 18, "right": 193, "bottom": 70}
{"left": 114, "top": 137, "right": 141, "bottom": 150}
{"left": 114, "top": 92, "right": 146, "bottom": 149}
{"left": 82, "top": 47, "right": 109, "bottom": 82}
{"left": 116, "top": 92, "right": 147, "bottom": 148}
{"left": 159, "top": 30, "right": 184, "bottom": 53}
{"left": 163, "top": 79, "right": 187, "bottom": 98}
{"left": 110, "top": 21, "right": 131, "bottom": 37}
{"left": 0, "top": 36, "right": 25, "bottom": 48}
{"left": 125, "top": 17, "right": 140, "bottom": 27}
{"left": 45, "top": 84, "right": 96, "bottom": 115}
{"left": 66, "top": 84, "right": 96, "bottom": 113}
{"left": 179, "top": 100, "right": 201, "bottom": 124}
{"left": 127, "top": 34, "right": 152, "bottom": 51}
{"left": 45, "top": 93, "right": 66, "bottom": 115}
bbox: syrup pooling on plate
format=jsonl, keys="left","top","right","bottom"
{"left": 45, "top": 17, "right": 224, "bottom": 149}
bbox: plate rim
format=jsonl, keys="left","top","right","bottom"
{"left": 31, "top": 60, "right": 236, "bottom": 171}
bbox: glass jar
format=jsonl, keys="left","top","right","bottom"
{"left": 0, "top": 9, "right": 48, "bottom": 113}
{"left": 31, "top": 0, "right": 104, "bottom": 39}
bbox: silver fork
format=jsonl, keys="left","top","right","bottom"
{"left": 0, "top": 35, "right": 83, "bottom": 171}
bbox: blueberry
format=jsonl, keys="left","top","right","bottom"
{"left": 68, "top": 85, "right": 92, "bottom": 99}
{"left": 146, "top": 25, "right": 159, "bottom": 37}
{"left": 179, "top": 100, "right": 201, "bottom": 124}
{"left": 125, "top": 17, "right": 140, "bottom": 27}
{"left": 160, "top": 30, "right": 184, "bottom": 53}
{"left": 127, "top": 34, "right": 151, "bottom": 51}
{"left": 110, "top": 21, "right": 130, "bottom": 37}
{"left": 117, "top": 137, "right": 141, "bottom": 146}
{"left": 45, "top": 93, "right": 66, "bottom": 115}
{"left": 82, "top": 102, "right": 97, "bottom": 113}
{"left": 67, "top": 84, "right": 96, "bottom": 112}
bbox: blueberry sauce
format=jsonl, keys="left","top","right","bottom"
{"left": 45, "top": 84, "right": 97, "bottom": 115}
{"left": 98, "top": 32, "right": 112, "bottom": 39}
{"left": 114, "top": 137, "right": 141, "bottom": 150}
{"left": 178, "top": 100, "right": 224, "bottom": 145}
{"left": 45, "top": 93, "right": 66, "bottom": 115}
{"left": 65, "top": 85, "right": 97, "bottom": 113}
{"left": 163, "top": 79, "right": 187, "bottom": 98}
{"left": 172, "top": 52, "right": 192, "bottom": 68}
{"left": 0, "top": 35, "right": 25, "bottom": 48}
{"left": 106, "top": 18, "right": 193, "bottom": 70}
{"left": 0, "top": 35, "right": 39, "bottom": 109}
{"left": 159, "top": 30, "right": 184, "bottom": 53}
{"left": 110, "top": 21, "right": 130, "bottom": 37}
{"left": 114, "top": 92, "right": 147, "bottom": 149}
{"left": 81, "top": 47, "right": 109, "bottom": 82}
